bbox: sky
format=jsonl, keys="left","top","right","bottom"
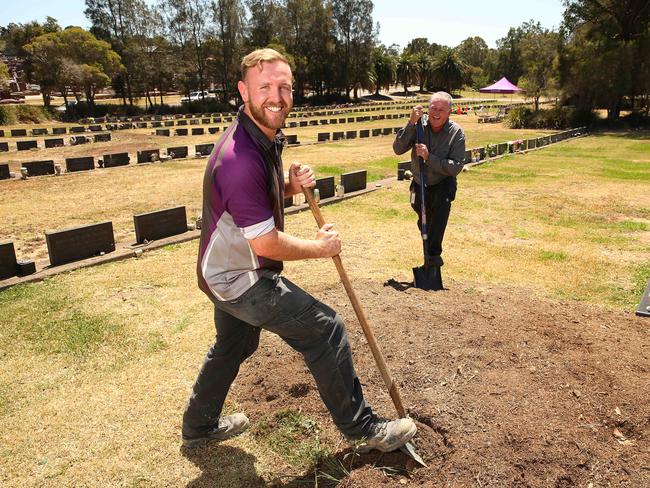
{"left": 0, "top": 0, "right": 566, "bottom": 49}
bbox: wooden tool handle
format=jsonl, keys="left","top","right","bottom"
{"left": 302, "top": 186, "right": 406, "bottom": 418}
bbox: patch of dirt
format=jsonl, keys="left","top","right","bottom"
{"left": 235, "top": 278, "right": 650, "bottom": 486}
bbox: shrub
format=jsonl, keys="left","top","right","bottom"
{"left": 506, "top": 105, "right": 597, "bottom": 130}
{"left": 505, "top": 105, "right": 533, "bottom": 129}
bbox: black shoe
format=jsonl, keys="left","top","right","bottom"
{"left": 349, "top": 417, "right": 417, "bottom": 454}
{"left": 182, "top": 413, "right": 249, "bottom": 448}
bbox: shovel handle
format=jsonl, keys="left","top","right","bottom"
{"left": 302, "top": 186, "right": 407, "bottom": 418}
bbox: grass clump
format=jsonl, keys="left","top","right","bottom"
{"left": 251, "top": 409, "right": 329, "bottom": 468}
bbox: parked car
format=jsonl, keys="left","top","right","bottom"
{"left": 180, "top": 91, "right": 213, "bottom": 103}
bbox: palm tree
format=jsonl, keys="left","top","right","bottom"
{"left": 369, "top": 45, "right": 397, "bottom": 95}
{"left": 396, "top": 52, "right": 414, "bottom": 95}
{"left": 431, "top": 47, "right": 468, "bottom": 94}
{"left": 413, "top": 52, "right": 431, "bottom": 92}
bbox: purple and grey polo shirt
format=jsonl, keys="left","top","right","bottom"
{"left": 197, "top": 108, "right": 285, "bottom": 302}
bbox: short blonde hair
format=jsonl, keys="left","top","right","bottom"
{"left": 241, "top": 48, "right": 289, "bottom": 79}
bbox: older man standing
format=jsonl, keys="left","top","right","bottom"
{"left": 393, "top": 92, "right": 466, "bottom": 281}
{"left": 181, "top": 48, "right": 416, "bottom": 454}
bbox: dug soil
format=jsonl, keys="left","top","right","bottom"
{"left": 228, "top": 278, "right": 648, "bottom": 487}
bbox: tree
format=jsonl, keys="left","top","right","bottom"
{"left": 246, "top": 0, "right": 283, "bottom": 48}
{"left": 1, "top": 18, "right": 61, "bottom": 84}
{"left": 368, "top": 45, "right": 396, "bottom": 95}
{"left": 456, "top": 36, "right": 488, "bottom": 67}
{"left": 212, "top": 0, "right": 246, "bottom": 104}
{"left": 430, "top": 47, "right": 467, "bottom": 94}
{"left": 396, "top": 52, "right": 414, "bottom": 95}
{"left": 332, "top": 0, "right": 374, "bottom": 99}
{"left": 561, "top": 0, "right": 650, "bottom": 120}
{"left": 0, "top": 61, "right": 10, "bottom": 91}
{"left": 25, "top": 27, "right": 122, "bottom": 107}
{"left": 413, "top": 51, "right": 431, "bottom": 92}
{"left": 518, "top": 30, "right": 560, "bottom": 111}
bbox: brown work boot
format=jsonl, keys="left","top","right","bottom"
{"left": 350, "top": 417, "right": 417, "bottom": 454}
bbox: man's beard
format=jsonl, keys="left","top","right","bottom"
{"left": 248, "top": 101, "right": 291, "bottom": 133}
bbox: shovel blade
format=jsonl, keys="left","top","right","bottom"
{"left": 399, "top": 441, "right": 428, "bottom": 468}
{"left": 412, "top": 265, "right": 443, "bottom": 291}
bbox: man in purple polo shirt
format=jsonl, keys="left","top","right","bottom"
{"left": 181, "top": 48, "right": 416, "bottom": 454}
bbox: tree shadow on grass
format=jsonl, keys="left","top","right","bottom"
{"left": 182, "top": 444, "right": 265, "bottom": 488}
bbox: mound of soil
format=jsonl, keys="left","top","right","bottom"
{"left": 235, "top": 279, "right": 649, "bottom": 487}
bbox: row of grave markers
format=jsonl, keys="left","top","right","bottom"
{"left": 0, "top": 125, "right": 407, "bottom": 179}
{"left": 0, "top": 133, "right": 111, "bottom": 153}
{"left": 0, "top": 206, "right": 190, "bottom": 280}
{"left": 0, "top": 170, "right": 369, "bottom": 281}
{"left": 0, "top": 99, "right": 517, "bottom": 138}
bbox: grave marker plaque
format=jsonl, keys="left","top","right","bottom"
{"left": 286, "top": 135, "right": 299, "bottom": 145}
{"left": 333, "top": 131, "right": 344, "bottom": 141}
{"left": 137, "top": 149, "right": 160, "bottom": 163}
{"left": 88, "top": 125, "right": 103, "bottom": 132}
{"left": 52, "top": 127, "right": 67, "bottom": 135}
{"left": 175, "top": 128, "right": 188, "bottom": 136}
{"left": 189, "top": 119, "right": 199, "bottom": 126}
{"left": 46, "top": 221, "right": 115, "bottom": 266}
{"left": 164, "top": 121, "right": 174, "bottom": 127}
{"left": 0, "top": 163, "right": 10, "bottom": 180}
{"left": 133, "top": 206, "right": 188, "bottom": 244}
{"left": 191, "top": 128, "right": 205, "bottom": 135}
{"left": 359, "top": 129, "right": 369, "bottom": 138}
{"left": 94, "top": 133, "right": 112, "bottom": 142}
{"left": 32, "top": 128, "right": 48, "bottom": 136}
{"left": 208, "top": 127, "right": 220, "bottom": 134}
{"left": 284, "top": 196, "right": 293, "bottom": 208}
{"left": 44, "top": 138, "right": 64, "bottom": 148}
{"left": 156, "top": 129, "right": 171, "bottom": 136}
{"left": 315, "top": 176, "right": 335, "bottom": 199}
{"left": 0, "top": 241, "right": 18, "bottom": 280}
{"left": 195, "top": 143, "right": 214, "bottom": 156}
{"left": 24, "top": 160, "right": 55, "bottom": 176}
{"left": 70, "top": 126, "right": 86, "bottom": 133}
{"left": 11, "top": 129, "right": 27, "bottom": 137}
{"left": 103, "top": 152, "right": 130, "bottom": 167}
{"left": 177, "top": 120, "right": 188, "bottom": 126}
{"left": 345, "top": 130, "right": 357, "bottom": 139}
{"left": 0, "top": 142, "right": 8, "bottom": 152}
{"left": 527, "top": 138, "right": 537, "bottom": 149}
{"left": 317, "top": 132, "right": 330, "bottom": 142}
{"left": 167, "top": 146, "right": 188, "bottom": 159}
{"left": 0, "top": 129, "right": 3, "bottom": 137}
{"left": 340, "top": 170, "right": 367, "bottom": 193}
{"left": 382, "top": 128, "right": 392, "bottom": 135}
{"left": 371, "top": 128, "right": 381, "bottom": 136}
{"left": 17, "top": 140, "right": 38, "bottom": 151}
{"left": 65, "top": 156, "right": 95, "bottom": 172}
{"left": 635, "top": 279, "right": 650, "bottom": 317}
{"left": 497, "top": 142, "right": 508, "bottom": 155}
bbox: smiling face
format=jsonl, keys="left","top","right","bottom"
{"left": 238, "top": 60, "right": 293, "bottom": 140}
{"left": 428, "top": 98, "right": 452, "bottom": 132}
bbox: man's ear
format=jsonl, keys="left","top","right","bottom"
{"left": 238, "top": 80, "right": 248, "bottom": 104}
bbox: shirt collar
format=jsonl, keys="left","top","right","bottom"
{"left": 237, "top": 105, "right": 286, "bottom": 150}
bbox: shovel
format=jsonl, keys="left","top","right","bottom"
{"left": 301, "top": 185, "right": 427, "bottom": 468}
{"left": 412, "top": 119, "right": 443, "bottom": 290}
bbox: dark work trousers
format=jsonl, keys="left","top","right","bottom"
{"left": 182, "top": 274, "right": 376, "bottom": 440}
{"left": 410, "top": 177, "right": 457, "bottom": 264}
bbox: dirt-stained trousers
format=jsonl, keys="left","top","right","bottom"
{"left": 182, "top": 274, "right": 376, "bottom": 440}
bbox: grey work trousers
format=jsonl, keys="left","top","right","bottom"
{"left": 182, "top": 274, "right": 376, "bottom": 439}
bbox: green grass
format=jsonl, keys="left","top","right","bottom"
{"left": 251, "top": 410, "right": 329, "bottom": 468}
{"left": 0, "top": 281, "right": 123, "bottom": 357}
{"left": 538, "top": 250, "right": 568, "bottom": 262}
